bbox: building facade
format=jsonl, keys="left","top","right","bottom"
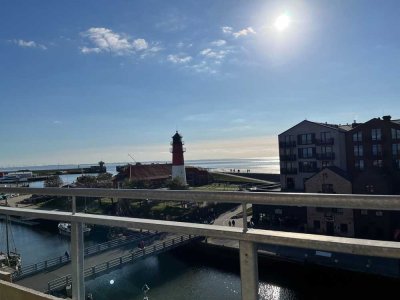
{"left": 279, "top": 120, "right": 349, "bottom": 191}
{"left": 346, "top": 116, "right": 400, "bottom": 195}
{"left": 305, "top": 167, "right": 354, "bottom": 237}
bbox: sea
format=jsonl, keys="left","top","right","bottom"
{"left": 0, "top": 158, "right": 279, "bottom": 187}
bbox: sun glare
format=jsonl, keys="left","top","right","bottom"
{"left": 274, "top": 14, "right": 291, "bottom": 31}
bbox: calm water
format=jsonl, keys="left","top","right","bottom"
{"left": 2, "top": 222, "right": 399, "bottom": 299}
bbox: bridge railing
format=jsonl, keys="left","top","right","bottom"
{"left": 13, "top": 231, "right": 159, "bottom": 280}
{"left": 1, "top": 187, "right": 400, "bottom": 300}
{"left": 47, "top": 234, "right": 198, "bottom": 293}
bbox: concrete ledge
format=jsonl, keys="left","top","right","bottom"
{"left": 0, "top": 280, "right": 61, "bottom": 300}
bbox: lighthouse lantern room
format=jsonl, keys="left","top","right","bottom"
{"left": 171, "top": 131, "right": 187, "bottom": 185}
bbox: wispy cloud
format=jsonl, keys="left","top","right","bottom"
{"left": 167, "top": 54, "right": 192, "bottom": 64}
{"left": 12, "top": 39, "right": 47, "bottom": 50}
{"left": 200, "top": 48, "right": 229, "bottom": 60}
{"left": 222, "top": 26, "right": 233, "bottom": 34}
{"left": 211, "top": 39, "right": 226, "bottom": 47}
{"left": 81, "top": 27, "right": 149, "bottom": 55}
{"left": 222, "top": 26, "right": 256, "bottom": 38}
{"left": 233, "top": 27, "right": 256, "bottom": 38}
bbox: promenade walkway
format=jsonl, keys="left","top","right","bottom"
{"left": 17, "top": 233, "right": 196, "bottom": 293}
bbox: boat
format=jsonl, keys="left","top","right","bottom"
{"left": 0, "top": 171, "right": 32, "bottom": 183}
{"left": 0, "top": 215, "right": 22, "bottom": 273}
{"left": 58, "top": 222, "right": 91, "bottom": 236}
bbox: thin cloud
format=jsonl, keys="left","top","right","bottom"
{"left": 222, "top": 26, "right": 233, "bottom": 34}
{"left": 200, "top": 48, "right": 229, "bottom": 60}
{"left": 167, "top": 54, "right": 192, "bottom": 64}
{"left": 12, "top": 39, "right": 47, "bottom": 50}
{"left": 81, "top": 27, "right": 149, "bottom": 55}
{"left": 233, "top": 27, "right": 256, "bottom": 38}
{"left": 222, "top": 26, "right": 256, "bottom": 38}
{"left": 211, "top": 39, "right": 226, "bottom": 47}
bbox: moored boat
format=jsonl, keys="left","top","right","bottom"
{"left": 58, "top": 222, "right": 91, "bottom": 236}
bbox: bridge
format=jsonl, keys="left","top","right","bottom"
{"left": 14, "top": 231, "right": 157, "bottom": 281}
{"left": 1, "top": 187, "right": 400, "bottom": 300}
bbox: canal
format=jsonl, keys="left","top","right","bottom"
{"left": 1, "top": 221, "right": 399, "bottom": 299}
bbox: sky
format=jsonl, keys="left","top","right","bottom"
{"left": 1, "top": 0, "right": 400, "bottom": 167}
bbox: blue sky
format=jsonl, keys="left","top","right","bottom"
{"left": 1, "top": 0, "right": 400, "bottom": 166}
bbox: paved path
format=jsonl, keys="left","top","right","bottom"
{"left": 17, "top": 233, "right": 175, "bottom": 293}
{"left": 207, "top": 204, "right": 252, "bottom": 248}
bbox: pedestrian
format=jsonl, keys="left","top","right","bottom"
{"left": 232, "top": 219, "right": 235, "bottom": 227}
{"left": 65, "top": 251, "right": 70, "bottom": 260}
{"left": 228, "top": 220, "right": 232, "bottom": 226}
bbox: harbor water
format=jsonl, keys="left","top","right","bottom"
{"left": 1, "top": 222, "right": 399, "bottom": 299}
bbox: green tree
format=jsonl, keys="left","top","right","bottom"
{"left": 44, "top": 175, "right": 64, "bottom": 187}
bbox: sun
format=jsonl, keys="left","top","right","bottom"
{"left": 274, "top": 14, "right": 291, "bottom": 31}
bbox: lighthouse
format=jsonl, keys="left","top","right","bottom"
{"left": 171, "top": 131, "right": 187, "bottom": 185}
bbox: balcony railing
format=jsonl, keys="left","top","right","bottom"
{"left": 1, "top": 187, "right": 400, "bottom": 300}
{"left": 279, "top": 154, "right": 297, "bottom": 161}
{"left": 316, "top": 138, "right": 334, "bottom": 145}
{"left": 316, "top": 153, "right": 336, "bottom": 160}
{"left": 279, "top": 141, "right": 296, "bottom": 148}
{"left": 281, "top": 167, "right": 298, "bottom": 174}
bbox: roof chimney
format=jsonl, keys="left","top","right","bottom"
{"left": 383, "top": 115, "right": 392, "bottom": 121}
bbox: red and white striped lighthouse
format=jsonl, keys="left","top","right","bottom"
{"left": 171, "top": 131, "right": 187, "bottom": 185}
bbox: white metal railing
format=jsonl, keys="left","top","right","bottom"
{"left": 1, "top": 187, "right": 400, "bottom": 300}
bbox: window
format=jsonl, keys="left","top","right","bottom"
{"left": 274, "top": 209, "right": 282, "bottom": 215}
{"left": 321, "top": 146, "right": 332, "bottom": 154}
{"left": 321, "top": 184, "right": 334, "bottom": 193}
{"left": 392, "top": 128, "right": 400, "bottom": 140}
{"left": 376, "top": 211, "right": 383, "bottom": 217}
{"left": 371, "top": 128, "right": 382, "bottom": 141}
{"left": 393, "top": 143, "right": 400, "bottom": 156}
{"left": 299, "top": 147, "right": 315, "bottom": 158}
{"left": 366, "top": 185, "right": 375, "bottom": 193}
{"left": 340, "top": 224, "right": 348, "bottom": 233}
{"left": 320, "top": 132, "right": 331, "bottom": 140}
{"left": 372, "top": 144, "right": 382, "bottom": 156}
{"left": 298, "top": 133, "right": 314, "bottom": 145}
{"left": 354, "top": 145, "right": 363, "bottom": 157}
{"left": 313, "top": 220, "right": 321, "bottom": 230}
{"left": 321, "top": 161, "right": 331, "bottom": 168}
{"left": 355, "top": 160, "right": 365, "bottom": 170}
{"left": 361, "top": 210, "right": 368, "bottom": 215}
{"left": 372, "top": 160, "right": 383, "bottom": 168}
{"left": 395, "top": 159, "right": 400, "bottom": 170}
{"left": 299, "top": 161, "right": 317, "bottom": 172}
{"left": 353, "top": 132, "right": 362, "bottom": 142}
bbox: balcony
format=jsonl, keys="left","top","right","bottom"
{"left": 279, "top": 141, "right": 296, "bottom": 148}
{"left": 279, "top": 154, "right": 297, "bottom": 161}
{"left": 316, "top": 153, "right": 336, "bottom": 160}
{"left": 281, "top": 168, "right": 298, "bottom": 174}
{"left": 299, "top": 167, "right": 319, "bottom": 173}
{"left": 2, "top": 187, "right": 400, "bottom": 300}
{"left": 316, "top": 138, "right": 334, "bottom": 145}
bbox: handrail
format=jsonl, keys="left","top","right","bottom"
{"left": 1, "top": 205, "right": 400, "bottom": 259}
{"left": 1, "top": 187, "right": 400, "bottom": 210}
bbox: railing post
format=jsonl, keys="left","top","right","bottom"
{"left": 71, "top": 196, "right": 85, "bottom": 300}
{"left": 242, "top": 202, "right": 248, "bottom": 233}
{"left": 239, "top": 241, "right": 258, "bottom": 300}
